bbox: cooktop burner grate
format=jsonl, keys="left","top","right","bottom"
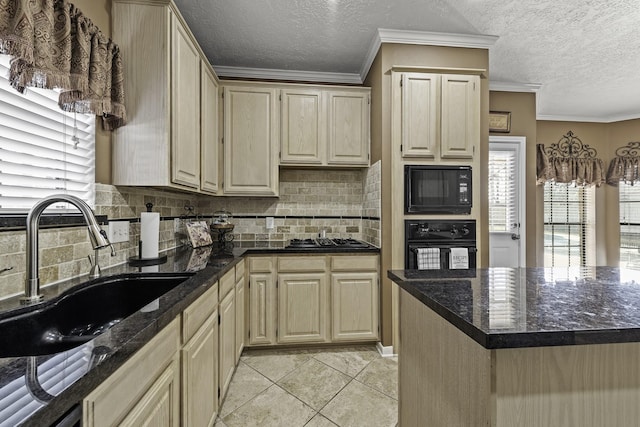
{"left": 286, "top": 238, "right": 370, "bottom": 249}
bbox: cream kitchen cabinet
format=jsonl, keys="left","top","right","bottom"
{"left": 281, "top": 86, "right": 370, "bottom": 167}
{"left": 327, "top": 90, "right": 370, "bottom": 165}
{"left": 219, "top": 269, "right": 236, "bottom": 400}
{"left": 331, "top": 255, "right": 380, "bottom": 341}
{"left": 248, "top": 256, "right": 277, "bottom": 345}
{"left": 222, "top": 84, "right": 279, "bottom": 196}
{"left": 200, "top": 63, "right": 220, "bottom": 194}
{"left": 181, "top": 281, "right": 219, "bottom": 427}
{"left": 247, "top": 254, "right": 379, "bottom": 347}
{"left": 112, "top": 0, "right": 219, "bottom": 193}
{"left": 235, "top": 259, "right": 246, "bottom": 362}
{"left": 401, "top": 72, "right": 479, "bottom": 159}
{"left": 83, "top": 318, "right": 181, "bottom": 427}
{"left": 277, "top": 256, "right": 330, "bottom": 344}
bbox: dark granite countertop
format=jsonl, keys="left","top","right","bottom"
{"left": 0, "top": 242, "right": 379, "bottom": 426}
{"left": 389, "top": 267, "right": 640, "bottom": 350}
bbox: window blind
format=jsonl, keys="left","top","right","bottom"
{"left": 543, "top": 182, "right": 595, "bottom": 267}
{"left": 619, "top": 182, "right": 640, "bottom": 268}
{"left": 0, "top": 55, "right": 95, "bottom": 212}
{"left": 488, "top": 149, "right": 517, "bottom": 232}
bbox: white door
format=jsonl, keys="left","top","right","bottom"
{"left": 489, "top": 137, "right": 526, "bottom": 267}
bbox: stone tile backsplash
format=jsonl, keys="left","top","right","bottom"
{"left": 0, "top": 164, "right": 382, "bottom": 300}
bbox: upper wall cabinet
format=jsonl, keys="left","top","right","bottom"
{"left": 200, "top": 65, "right": 219, "bottom": 194}
{"left": 401, "top": 73, "right": 479, "bottom": 159}
{"left": 281, "top": 86, "right": 370, "bottom": 167}
{"left": 111, "top": 0, "right": 219, "bottom": 194}
{"left": 222, "top": 84, "right": 279, "bottom": 196}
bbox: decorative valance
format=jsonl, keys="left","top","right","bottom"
{"left": 606, "top": 142, "right": 640, "bottom": 186}
{"left": 536, "top": 131, "right": 605, "bottom": 187}
{"left": 0, "top": 0, "right": 126, "bottom": 130}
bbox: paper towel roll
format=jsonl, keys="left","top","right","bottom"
{"left": 140, "top": 212, "right": 160, "bottom": 259}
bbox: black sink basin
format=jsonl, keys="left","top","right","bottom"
{"left": 0, "top": 273, "right": 193, "bottom": 358}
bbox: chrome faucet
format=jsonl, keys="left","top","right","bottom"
{"left": 23, "top": 194, "right": 114, "bottom": 305}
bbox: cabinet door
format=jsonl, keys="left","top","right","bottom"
{"left": 219, "top": 289, "right": 236, "bottom": 400}
{"left": 171, "top": 14, "right": 201, "bottom": 188}
{"left": 281, "top": 88, "right": 324, "bottom": 165}
{"left": 182, "top": 313, "right": 218, "bottom": 427}
{"left": 331, "top": 272, "right": 379, "bottom": 341}
{"left": 327, "top": 91, "right": 369, "bottom": 165}
{"left": 401, "top": 73, "right": 439, "bottom": 158}
{"left": 249, "top": 272, "right": 277, "bottom": 345}
{"left": 223, "top": 86, "right": 279, "bottom": 195}
{"left": 440, "top": 74, "right": 479, "bottom": 159}
{"left": 277, "top": 273, "right": 329, "bottom": 344}
{"left": 200, "top": 63, "right": 219, "bottom": 194}
{"left": 235, "top": 275, "right": 245, "bottom": 362}
{"left": 119, "top": 357, "right": 180, "bottom": 427}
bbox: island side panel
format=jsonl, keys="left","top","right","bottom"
{"left": 399, "top": 289, "right": 492, "bottom": 426}
{"left": 495, "top": 343, "right": 640, "bottom": 427}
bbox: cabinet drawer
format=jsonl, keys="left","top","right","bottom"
{"left": 220, "top": 269, "right": 235, "bottom": 299}
{"left": 235, "top": 259, "right": 246, "bottom": 282}
{"left": 331, "top": 255, "right": 378, "bottom": 272}
{"left": 278, "top": 256, "right": 327, "bottom": 272}
{"left": 182, "top": 281, "right": 218, "bottom": 344}
{"left": 249, "top": 256, "right": 274, "bottom": 273}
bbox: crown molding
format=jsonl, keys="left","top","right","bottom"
{"left": 490, "top": 81, "right": 541, "bottom": 92}
{"left": 360, "top": 28, "right": 498, "bottom": 82}
{"left": 213, "top": 65, "right": 362, "bottom": 84}
{"left": 537, "top": 112, "right": 640, "bottom": 123}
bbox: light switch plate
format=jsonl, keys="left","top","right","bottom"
{"left": 108, "top": 221, "right": 129, "bottom": 243}
{"left": 266, "top": 216, "right": 275, "bottom": 230}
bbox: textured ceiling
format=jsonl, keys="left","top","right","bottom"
{"left": 174, "top": 0, "right": 640, "bottom": 122}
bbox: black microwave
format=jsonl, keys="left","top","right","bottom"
{"left": 404, "top": 165, "right": 472, "bottom": 214}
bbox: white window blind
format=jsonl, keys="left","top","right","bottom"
{"left": 0, "top": 54, "right": 95, "bottom": 212}
{"left": 543, "top": 182, "right": 595, "bottom": 267}
{"left": 619, "top": 182, "right": 640, "bottom": 269}
{"left": 488, "top": 149, "right": 517, "bottom": 232}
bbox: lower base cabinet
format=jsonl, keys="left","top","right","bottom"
{"left": 181, "top": 314, "right": 218, "bottom": 427}
{"left": 247, "top": 254, "right": 379, "bottom": 347}
{"left": 219, "top": 287, "right": 236, "bottom": 399}
{"left": 83, "top": 318, "right": 181, "bottom": 427}
{"left": 118, "top": 359, "right": 180, "bottom": 427}
{"left": 331, "top": 272, "right": 379, "bottom": 341}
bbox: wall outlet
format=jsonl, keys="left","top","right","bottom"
{"left": 108, "top": 221, "right": 130, "bottom": 243}
{"left": 266, "top": 216, "right": 275, "bottom": 230}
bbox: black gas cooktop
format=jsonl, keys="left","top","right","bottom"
{"left": 286, "top": 238, "right": 370, "bottom": 249}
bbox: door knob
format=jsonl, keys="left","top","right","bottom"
{"left": 511, "top": 233, "right": 521, "bottom": 240}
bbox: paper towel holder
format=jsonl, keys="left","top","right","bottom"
{"left": 128, "top": 202, "right": 167, "bottom": 266}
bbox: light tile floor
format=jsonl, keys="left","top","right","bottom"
{"left": 215, "top": 345, "right": 398, "bottom": 427}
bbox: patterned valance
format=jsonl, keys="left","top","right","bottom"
{"left": 0, "top": 0, "right": 126, "bottom": 130}
{"left": 536, "top": 131, "right": 605, "bottom": 187}
{"left": 606, "top": 142, "right": 640, "bottom": 186}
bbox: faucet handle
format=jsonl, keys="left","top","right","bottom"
{"left": 99, "top": 229, "right": 117, "bottom": 257}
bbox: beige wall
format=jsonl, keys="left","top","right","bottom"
{"left": 73, "top": 0, "right": 113, "bottom": 184}
{"left": 489, "top": 91, "right": 537, "bottom": 266}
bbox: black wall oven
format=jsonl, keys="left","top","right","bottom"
{"left": 405, "top": 219, "right": 477, "bottom": 270}
{"left": 404, "top": 165, "right": 472, "bottom": 214}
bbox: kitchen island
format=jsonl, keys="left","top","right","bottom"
{"left": 389, "top": 267, "right": 640, "bottom": 427}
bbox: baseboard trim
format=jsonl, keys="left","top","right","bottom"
{"left": 376, "top": 342, "right": 396, "bottom": 357}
